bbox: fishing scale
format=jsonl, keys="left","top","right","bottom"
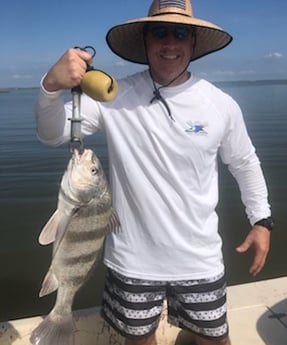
{"left": 69, "top": 46, "right": 118, "bottom": 151}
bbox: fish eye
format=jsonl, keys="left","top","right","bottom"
{"left": 91, "top": 166, "right": 99, "bottom": 175}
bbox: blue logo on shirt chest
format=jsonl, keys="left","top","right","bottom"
{"left": 185, "top": 122, "right": 208, "bottom": 135}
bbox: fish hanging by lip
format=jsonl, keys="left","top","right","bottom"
{"left": 30, "top": 148, "right": 120, "bottom": 345}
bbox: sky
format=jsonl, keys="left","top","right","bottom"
{"left": 1, "top": 0, "right": 287, "bottom": 87}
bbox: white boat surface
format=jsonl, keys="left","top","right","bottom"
{"left": 0, "top": 276, "right": 286, "bottom": 345}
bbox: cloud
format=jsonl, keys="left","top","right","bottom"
{"left": 115, "top": 60, "right": 127, "bottom": 67}
{"left": 209, "top": 69, "right": 256, "bottom": 77}
{"left": 264, "top": 52, "right": 284, "bottom": 60}
{"left": 212, "top": 70, "right": 236, "bottom": 76}
{"left": 12, "top": 74, "right": 33, "bottom": 79}
{"left": 238, "top": 70, "right": 256, "bottom": 76}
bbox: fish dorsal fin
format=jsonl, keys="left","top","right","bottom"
{"left": 108, "top": 208, "right": 121, "bottom": 233}
{"left": 38, "top": 210, "right": 60, "bottom": 245}
{"left": 39, "top": 270, "right": 59, "bottom": 297}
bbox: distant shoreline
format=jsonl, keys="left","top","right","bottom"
{"left": 215, "top": 79, "right": 287, "bottom": 87}
{"left": 1, "top": 79, "right": 287, "bottom": 93}
{"left": 0, "top": 87, "right": 39, "bottom": 93}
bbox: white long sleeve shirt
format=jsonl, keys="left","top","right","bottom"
{"left": 36, "top": 71, "right": 271, "bottom": 280}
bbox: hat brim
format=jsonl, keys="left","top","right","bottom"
{"left": 106, "top": 15, "right": 233, "bottom": 64}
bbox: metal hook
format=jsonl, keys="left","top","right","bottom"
{"left": 69, "top": 87, "right": 83, "bottom": 151}
{"left": 74, "top": 45, "right": 96, "bottom": 58}
{"left": 69, "top": 137, "right": 84, "bottom": 154}
{"left": 69, "top": 45, "right": 97, "bottom": 152}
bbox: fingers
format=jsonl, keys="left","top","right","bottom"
{"left": 249, "top": 248, "right": 268, "bottom": 276}
{"left": 248, "top": 235, "right": 269, "bottom": 276}
{"left": 43, "top": 48, "right": 94, "bottom": 92}
{"left": 236, "top": 237, "right": 252, "bottom": 254}
{"left": 236, "top": 227, "right": 270, "bottom": 277}
{"left": 74, "top": 48, "right": 94, "bottom": 65}
{"left": 65, "top": 49, "right": 88, "bottom": 87}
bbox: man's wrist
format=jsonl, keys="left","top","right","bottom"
{"left": 254, "top": 216, "right": 274, "bottom": 232}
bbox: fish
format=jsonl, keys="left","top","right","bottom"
{"left": 30, "top": 148, "right": 120, "bottom": 345}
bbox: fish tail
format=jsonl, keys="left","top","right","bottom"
{"left": 30, "top": 311, "right": 74, "bottom": 345}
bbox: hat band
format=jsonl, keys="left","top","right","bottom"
{"left": 159, "top": 0, "right": 186, "bottom": 9}
{"left": 151, "top": 12, "right": 192, "bottom": 18}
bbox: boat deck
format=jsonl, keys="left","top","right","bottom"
{"left": 0, "top": 276, "right": 286, "bottom": 344}
{"left": 228, "top": 276, "right": 287, "bottom": 345}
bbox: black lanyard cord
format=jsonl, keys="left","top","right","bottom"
{"left": 150, "top": 79, "right": 174, "bottom": 121}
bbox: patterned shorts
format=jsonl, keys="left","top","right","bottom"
{"left": 101, "top": 268, "right": 228, "bottom": 340}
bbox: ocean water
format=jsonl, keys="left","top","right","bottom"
{"left": 0, "top": 81, "right": 287, "bottom": 321}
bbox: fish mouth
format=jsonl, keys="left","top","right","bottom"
{"left": 73, "top": 149, "right": 94, "bottom": 164}
{"left": 73, "top": 148, "right": 82, "bottom": 162}
{"left": 73, "top": 149, "right": 86, "bottom": 163}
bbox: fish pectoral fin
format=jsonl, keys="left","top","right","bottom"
{"left": 108, "top": 208, "right": 121, "bottom": 233}
{"left": 39, "top": 270, "right": 59, "bottom": 297}
{"left": 39, "top": 210, "right": 60, "bottom": 245}
{"left": 51, "top": 209, "right": 75, "bottom": 256}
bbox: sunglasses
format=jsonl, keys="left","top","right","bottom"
{"left": 147, "top": 25, "right": 192, "bottom": 40}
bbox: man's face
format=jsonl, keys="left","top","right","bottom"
{"left": 144, "top": 24, "right": 195, "bottom": 86}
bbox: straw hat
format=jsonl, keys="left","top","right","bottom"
{"left": 106, "top": 0, "right": 233, "bottom": 64}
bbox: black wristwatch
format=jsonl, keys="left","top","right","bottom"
{"left": 254, "top": 216, "right": 274, "bottom": 232}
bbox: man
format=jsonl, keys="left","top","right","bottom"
{"left": 35, "top": 1, "right": 273, "bottom": 344}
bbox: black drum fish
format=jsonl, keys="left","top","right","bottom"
{"left": 30, "top": 149, "right": 120, "bottom": 345}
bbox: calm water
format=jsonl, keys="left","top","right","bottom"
{"left": 0, "top": 82, "right": 287, "bottom": 321}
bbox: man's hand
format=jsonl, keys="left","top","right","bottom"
{"left": 236, "top": 226, "right": 271, "bottom": 276}
{"left": 43, "top": 48, "right": 93, "bottom": 92}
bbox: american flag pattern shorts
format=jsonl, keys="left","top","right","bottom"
{"left": 101, "top": 268, "right": 228, "bottom": 340}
